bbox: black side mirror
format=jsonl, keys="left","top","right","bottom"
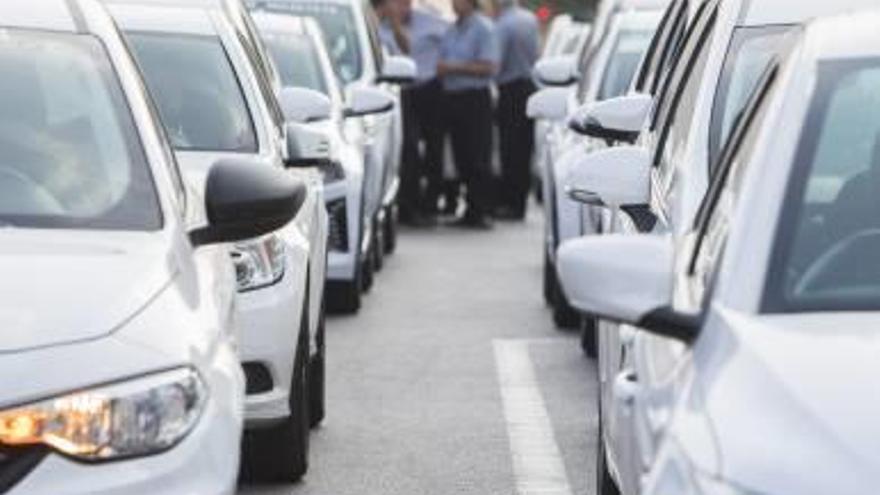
{"left": 189, "top": 159, "right": 306, "bottom": 247}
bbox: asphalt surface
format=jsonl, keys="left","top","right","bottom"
{"left": 239, "top": 211, "right": 599, "bottom": 495}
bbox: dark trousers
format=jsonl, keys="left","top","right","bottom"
{"left": 497, "top": 78, "right": 537, "bottom": 215}
{"left": 446, "top": 87, "right": 493, "bottom": 218}
{"left": 400, "top": 78, "right": 446, "bottom": 216}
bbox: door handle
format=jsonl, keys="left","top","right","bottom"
{"left": 613, "top": 368, "right": 639, "bottom": 411}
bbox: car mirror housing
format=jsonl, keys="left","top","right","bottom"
{"left": 285, "top": 121, "right": 332, "bottom": 168}
{"left": 568, "top": 93, "right": 653, "bottom": 143}
{"left": 344, "top": 86, "right": 395, "bottom": 118}
{"left": 564, "top": 145, "right": 651, "bottom": 207}
{"left": 279, "top": 87, "right": 333, "bottom": 124}
{"left": 189, "top": 159, "right": 306, "bottom": 247}
{"left": 533, "top": 55, "right": 578, "bottom": 87}
{"left": 526, "top": 87, "right": 570, "bottom": 122}
{"left": 377, "top": 55, "right": 417, "bottom": 84}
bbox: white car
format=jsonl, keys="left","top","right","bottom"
{"left": 561, "top": 10, "right": 880, "bottom": 494}
{"left": 247, "top": 0, "right": 416, "bottom": 277}
{"left": 528, "top": 0, "right": 665, "bottom": 328}
{"left": 250, "top": 12, "right": 397, "bottom": 313}
{"left": 0, "top": 1, "right": 303, "bottom": 493}
{"left": 107, "top": 0, "right": 330, "bottom": 482}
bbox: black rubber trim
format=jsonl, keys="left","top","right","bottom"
{"left": 0, "top": 447, "right": 48, "bottom": 493}
{"left": 637, "top": 306, "right": 701, "bottom": 343}
{"left": 620, "top": 204, "right": 657, "bottom": 233}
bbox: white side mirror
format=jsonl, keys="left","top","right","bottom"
{"left": 278, "top": 87, "right": 333, "bottom": 124}
{"left": 378, "top": 55, "right": 417, "bottom": 84}
{"left": 569, "top": 93, "right": 653, "bottom": 142}
{"left": 344, "top": 86, "right": 395, "bottom": 118}
{"left": 286, "top": 121, "right": 331, "bottom": 167}
{"left": 533, "top": 55, "right": 578, "bottom": 87}
{"left": 564, "top": 146, "right": 651, "bottom": 207}
{"left": 526, "top": 87, "right": 570, "bottom": 121}
{"left": 557, "top": 235, "right": 673, "bottom": 324}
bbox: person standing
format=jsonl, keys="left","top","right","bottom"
{"left": 373, "top": 0, "right": 409, "bottom": 55}
{"left": 492, "top": 0, "right": 539, "bottom": 220}
{"left": 438, "top": 0, "right": 498, "bottom": 229}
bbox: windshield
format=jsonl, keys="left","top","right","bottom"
{"left": 266, "top": 2, "right": 362, "bottom": 84}
{"left": 598, "top": 28, "right": 654, "bottom": 100}
{"left": 0, "top": 31, "right": 160, "bottom": 230}
{"left": 262, "top": 32, "right": 328, "bottom": 94}
{"left": 767, "top": 60, "right": 880, "bottom": 312}
{"left": 127, "top": 33, "right": 258, "bottom": 153}
{"left": 709, "top": 26, "right": 790, "bottom": 165}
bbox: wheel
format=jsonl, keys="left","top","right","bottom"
{"left": 326, "top": 256, "right": 362, "bottom": 314}
{"left": 543, "top": 251, "right": 556, "bottom": 306}
{"left": 580, "top": 316, "right": 597, "bottom": 358}
{"left": 308, "top": 298, "right": 326, "bottom": 428}
{"left": 241, "top": 304, "right": 311, "bottom": 482}
{"left": 373, "top": 225, "right": 384, "bottom": 272}
{"left": 383, "top": 204, "right": 398, "bottom": 255}
{"left": 596, "top": 417, "right": 620, "bottom": 495}
{"left": 362, "top": 248, "right": 375, "bottom": 293}
{"left": 553, "top": 301, "right": 580, "bottom": 329}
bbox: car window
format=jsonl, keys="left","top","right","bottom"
{"left": 364, "top": 6, "right": 385, "bottom": 73}
{"left": 708, "top": 26, "right": 791, "bottom": 165}
{"left": 765, "top": 60, "right": 880, "bottom": 312}
{"left": 598, "top": 28, "right": 654, "bottom": 101}
{"left": 0, "top": 31, "right": 161, "bottom": 230}
{"left": 127, "top": 33, "right": 258, "bottom": 153}
{"left": 262, "top": 32, "right": 328, "bottom": 93}
{"left": 639, "top": 0, "right": 689, "bottom": 95}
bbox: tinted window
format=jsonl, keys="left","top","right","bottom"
{"left": 0, "top": 31, "right": 160, "bottom": 230}
{"left": 598, "top": 28, "right": 654, "bottom": 100}
{"left": 128, "top": 33, "right": 258, "bottom": 153}
{"left": 767, "top": 60, "right": 880, "bottom": 312}
{"left": 263, "top": 32, "right": 328, "bottom": 93}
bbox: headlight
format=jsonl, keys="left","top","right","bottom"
{"left": 0, "top": 368, "right": 206, "bottom": 461}
{"left": 232, "top": 235, "right": 286, "bottom": 292}
{"left": 319, "top": 161, "right": 346, "bottom": 184}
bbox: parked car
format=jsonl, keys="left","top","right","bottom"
{"left": 562, "top": 0, "right": 880, "bottom": 492}
{"left": 249, "top": 12, "right": 397, "bottom": 313}
{"left": 560, "top": 10, "right": 880, "bottom": 495}
{"left": 247, "top": 0, "right": 416, "bottom": 275}
{"left": 0, "top": 0, "right": 304, "bottom": 493}
{"left": 528, "top": 0, "right": 666, "bottom": 328}
{"left": 106, "top": 0, "right": 331, "bottom": 482}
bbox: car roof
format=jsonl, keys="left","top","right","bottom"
{"left": 105, "top": 1, "right": 218, "bottom": 36}
{"left": 739, "top": 0, "right": 879, "bottom": 27}
{"left": 802, "top": 8, "right": 880, "bottom": 61}
{"left": 617, "top": 9, "right": 664, "bottom": 31}
{"left": 250, "top": 9, "right": 310, "bottom": 35}
{"left": 249, "top": 0, "right": 356, "bottom": 9}
{"left": 0, "top": 0, "right": 92, "bottom": 33}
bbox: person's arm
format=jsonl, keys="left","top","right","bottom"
{"left": 389, "top": 16, "right": 411, "bottom": 54}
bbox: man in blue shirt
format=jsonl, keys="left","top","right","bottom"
{"left": 492, "top": 0, "right": 539, "bottom": 220}
{"left": 438, "top": 0, "right": 498, "bottom": 229}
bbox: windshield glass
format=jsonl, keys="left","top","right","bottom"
{"left": 598, "top": 28, "right": 654, "bottom": 100}
{"left": 127, "top": 33, "right": 258, "bottom": 153}
{"left": 768, "top": 60, "right": 880, "bottom": 312}
{"left": 0, "top": 31, "right": 160, "bottom": 230}
{"left": 262, "top": 32, "right": 328, "bottom": 94}
{"left": 709, "top": 26, "right": 790, "bottom": 165}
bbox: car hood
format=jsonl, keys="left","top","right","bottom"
{"left": 699, "top": 308, "right": 880, "bottom": 494}
{"left": 0, "top": 229, "right": 175, "bottom": 353}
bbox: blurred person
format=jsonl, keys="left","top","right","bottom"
{"left": 438, "top": 0, "right": 498, "bottom": 229}
{"left": 373, "top": 0, "right": 409, "bottom": 54}
{"left": 492, "top": 0, "right": 538, "bottom": 220}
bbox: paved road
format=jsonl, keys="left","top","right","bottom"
{"left": 239, "top": 212, "right": 599, "bottom": 495}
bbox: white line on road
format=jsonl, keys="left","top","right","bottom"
{"left": 494, "top": 339, "right": 574, "bottom": 495}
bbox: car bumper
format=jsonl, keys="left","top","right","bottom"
{"left": 324, "top": 180, "right": 361, "bottom": 282}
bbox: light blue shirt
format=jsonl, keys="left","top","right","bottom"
{"left": 440, "top": 12, "right": 498, "bottom": 92}
{"left": 379, "top": 9, "right": 449, "bottom": 83}
{"left": 495, "top": 5, "right": 539, "bottom": 84}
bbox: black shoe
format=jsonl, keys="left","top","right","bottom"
{"left": 451, "top": 214, "right": 493, "bottom": 230}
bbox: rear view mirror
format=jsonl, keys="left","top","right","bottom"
{"left": 286, "top": 121, "right": 332, "bottom": 167}
{"left": 377, "top": 55, "right": 416, "bottom": 84}
{"left": 344, "top": 86, "right": 395, "bottom": 118}
{"left": 279, "top": 87, "right": 332, "bottom": 123}
{"left": 569, "top": 93, "right": 653, "bottom": 142}
{"left": 564, "top": 146, "right": 651, "bottom": 207}
{"left": 526, "top": 87, "right": 570, "bottom": 122}
{"left": 533, "top": 55, "right": 578, "bottom": 87}
{"left": 190, "top": 159, "right": 306, "bottom": 247}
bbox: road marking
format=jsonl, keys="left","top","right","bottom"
{"left": 494, "top": 339, "right": 574, "bottom": 495}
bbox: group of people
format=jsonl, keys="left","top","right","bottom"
{"left": 372, "top": 0, "right": 540, "bottom": 229}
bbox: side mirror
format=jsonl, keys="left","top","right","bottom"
{"left": 285, "top": 121, "right": 332, "bottom": 167}
{"left": 526, "top": 87, "right": 570, "bottom": 122}
{"left": 344, "top": 86, "right": 395, "bottom": 118}
{"left": 533, "top": 55, "right": 577, "bottom": 87}
{"left": 190, "top": 159, "right": 306, "bottom": 247}
{"left": 557, "top": 235, "right": 698, "bottom": 342}
{"left": 564, "top": 145, "right": 651, "bottom": 207}
{"left": 568, "top": 93, "right": 653, "bottom": 143}
{"left": 377, "top": 55, "right": 417, "bottom": 84}
{"left": 278, "top": 87, "right": 333, "bottom": 123}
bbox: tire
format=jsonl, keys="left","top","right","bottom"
{"left": 580, "top": 316, "right": 598, "bottom": 358}
{"left": 241, "top": 305, "right": 311, "bottom": 483}
{"left": 596, "top": 417, "right": 620, "bottom": 495}
{"left": 543, "top": 251, "right": 556, "bottom": 306}
{"left": 373, "top": 226, "right": 384, "bottom": 272}
{"left": 383, "top": 204, "right": 398, "bottom": 255}
{"left": 326, "top": 257, "right": 362, "bottom": 314}
{"left": 362, "top": 248, "right": 375, "bottom": 293}
{"left": 308, "top": 298, "right": 326, "bottom": 428}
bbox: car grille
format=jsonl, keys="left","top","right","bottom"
{"left": 0, "top": 446, "right": 47, "bottom": 493}
{"left": 326, "top": 198, "right": 349, "bottom": 253}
